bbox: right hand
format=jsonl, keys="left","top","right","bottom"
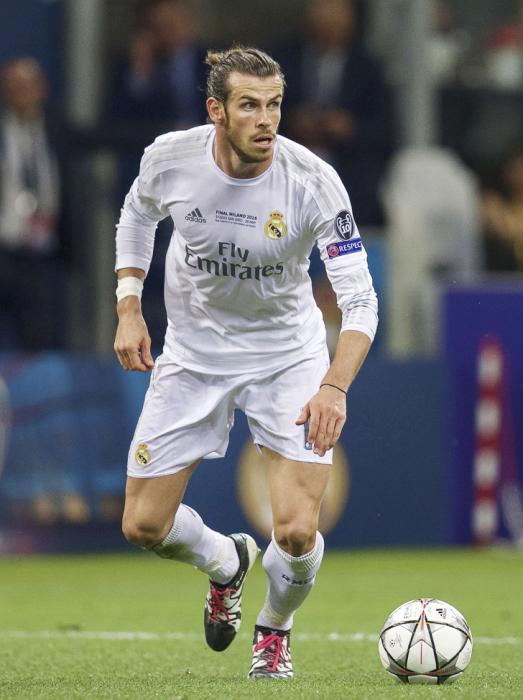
{"left": 114, "top": 296, "right": 154, "bottom": 372}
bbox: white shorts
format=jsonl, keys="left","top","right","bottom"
{"left": 127, "top": 350, "right": 332, "bottom": 478}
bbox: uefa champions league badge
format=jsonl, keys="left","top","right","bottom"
{"left": 326, "top": 239, "right": 363, "bottom": 259}
{"left": 334, "top": 210, "right": 354, "bottom": 240}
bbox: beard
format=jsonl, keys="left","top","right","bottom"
{"left": 223, "top": 113, "right": 274, "bottom": 164}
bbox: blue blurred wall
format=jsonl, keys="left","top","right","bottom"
{"left": 2, "top": 281, "right": 523, "bottom": 554}
{"left": 0, "top": 353, "right": 448, "bottom": 552}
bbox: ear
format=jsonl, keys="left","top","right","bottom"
{"left": 206, "top": 97, "right": 225, "bottom": 125}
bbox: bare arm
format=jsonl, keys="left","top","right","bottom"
{"left": 114, "top": 267, "right": 154, "bottom": 372}
{"left": 296, "top": 329, "right": 371, "bottom": 456}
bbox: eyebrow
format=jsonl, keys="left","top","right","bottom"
{"left": 237, "top": 93, "right": 283, "bottom": 102}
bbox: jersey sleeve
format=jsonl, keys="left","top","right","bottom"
{"left": 115, "top": 138, "right": 170, "bottom": 274}
{"left": 307, "top": 165, "right": 379, "bottom": 342}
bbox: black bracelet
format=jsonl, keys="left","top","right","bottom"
{"left": 320, "top": 383, "right": 347, "bottom": 396}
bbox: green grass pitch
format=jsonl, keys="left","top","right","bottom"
{"left": 1, "top": 548, "right": 522, "bottom": 698}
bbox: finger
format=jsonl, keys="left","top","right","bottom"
{"left": 117, "top": 357, "right": 128, "bottom": 371}
{"left": 323, "top": 416, "right": 338, "bottom": 450}
{"left": 330, "top": 417, "right": 345, "bottom": 448}
{"left": 311, "top": 412, "right": 329, "bottom": 454}
{"left": 125, "top": 352, "right": 137, "bottom": 371}
{"left": 307, "top": 412, "right": 320, "bottom": 445}
{"left": 295, "top": 403, "right": 311, "bottom": 425}
{"left": 313, "top": 414, "right": 330, "bottom": 455}
{"left": 314, "top": 428, "right": 329, "bottom": 457}
{"left": 118, "top": 348, "right": 138, "bottom": 371}
{"left": 128, "top": 349, "right": 149, "bottom": 372}
{"left": 114, "top": 348, "right": 125, "bottom": 369}
{"left": 141, "top": 336, "right": 154, "bottom": 369}
{"left": 118, "top": 350, "right": 132, "bottom": 371}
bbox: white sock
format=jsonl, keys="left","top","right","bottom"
{"left": 256, "top": 531, "right": 325, "bottom": 631}
{"left": 152, "top": 504, "right": 239, "bottom": 583}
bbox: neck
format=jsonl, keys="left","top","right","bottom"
{"left": 213, "top": 129, "right": 273, "bottom": 179}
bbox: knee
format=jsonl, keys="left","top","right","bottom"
{"left": 273, "top": 522, "right": 317, "bottom": 557}
{"left": 122, "top": 514, "right": 167, "bottom": 549}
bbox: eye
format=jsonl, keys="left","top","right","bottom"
{"left": 242, "top": 101, "right": 256, "bottom": 109}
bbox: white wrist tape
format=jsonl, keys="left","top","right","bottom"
{"left": 116, "top": 276, "right": 144, "bottom": 302}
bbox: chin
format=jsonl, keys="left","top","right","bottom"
{"left": 251, "top": 147, "right": 274, "bottom": 161}
{"left": 253, "top": 151, "right": 272, "bottom": 162}
{"left": 239, "top": 150, "right": 271, "bottom": 165}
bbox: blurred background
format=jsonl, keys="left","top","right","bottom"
{"left": 0, "top": 0, "right": 522, "bottom": 554}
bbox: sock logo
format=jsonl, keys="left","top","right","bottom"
{"left": 281, "top": 573, "right": 315, "bottom": 586}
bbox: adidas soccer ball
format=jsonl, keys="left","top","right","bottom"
{"left": 378, "top": 598, "right": 473, "bottom": 684}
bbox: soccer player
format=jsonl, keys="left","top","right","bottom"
{"left": 114, "top": 46, "right": 378, "bottom": 679}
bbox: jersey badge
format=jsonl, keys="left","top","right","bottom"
{"left": 135, "top": 443, "right": 151, "bottom": 467}
{"left": 326, "top": 238, "right": 362, "bottom": 259}
{"left": 334, "top": 210, "right": 354, "bottom": 239}
{"left": 264, "top": 211, "right": 287, "bottom": 240}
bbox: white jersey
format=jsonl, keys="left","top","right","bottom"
{"left": 116, "top": 124, "right": 378, "bottom": 374}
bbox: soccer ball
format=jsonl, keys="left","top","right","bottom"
{"left": 378, "top": 598, "right": 473, "bottom": 684}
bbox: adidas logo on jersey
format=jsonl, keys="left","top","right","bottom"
{"left": 185, "top": 207, "right": 206, "bottom": 223}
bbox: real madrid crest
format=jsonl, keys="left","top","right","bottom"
{"left": 264, "top": 210, "right": 287, "bottom": 240}
{"left": 135, "top": 443, "right": 151, "bottom": 467}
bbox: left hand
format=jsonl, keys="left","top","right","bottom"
{"left": 295, "top": 385, "right": 347, "bottom": 457}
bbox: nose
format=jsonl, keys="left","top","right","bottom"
{"left": 257, "top": 109, "right": 271, "bottom": 127}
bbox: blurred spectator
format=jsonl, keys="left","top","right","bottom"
{"left": 482, "top": 143, "right": 523, "bottom": 271}
{"left": 439, "top": 0, "right": 523, "bottom": 174}
{"left": 277, "top": 0, "right": 394, "bottom": 226}
{"left": 484, "top": 0, "right": 523, "bottom": 89}
{"left": 428, "top": 0, "right": 471, "bottom": 86}
{"left": 383, "top": 147, "right": 482, "bottom": 356}
{"left": 0, "top": 58, "right": 64, "bottom": 350}
{"left": 108, "top": 0, "right": 209, "bottom": 349}
{"left": 109, "top": 0, "right": 207, "bottom": 131}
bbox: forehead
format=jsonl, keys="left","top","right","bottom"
{"left": 226, "top": 72, "right": 283, "bottom": 100}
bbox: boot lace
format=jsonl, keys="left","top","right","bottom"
{"left": 254, "top": 633, "right": 286, "bottom": 672}
{"left": 208, "top": 585, "right": 234, "bottom": 623}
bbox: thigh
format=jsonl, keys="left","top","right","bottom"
{"left": 262, "top": 447, "right": 330, "bottom": 531}
{"left": 240, "top": 351, "right": 332, "bottom": 465}
{"left": 123, "top": 462, "right": 199, "bottom": 539}
{"left": 127, "top": 357, "right": 235, "bottom": 479}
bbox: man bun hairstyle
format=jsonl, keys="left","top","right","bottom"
{"left": 205, "top": 45, "right": 285, "bottom": 103}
